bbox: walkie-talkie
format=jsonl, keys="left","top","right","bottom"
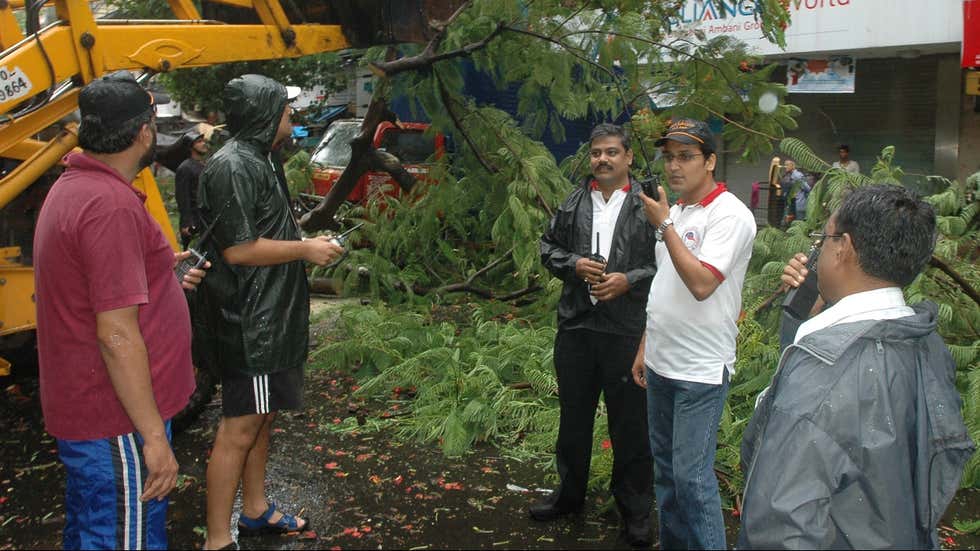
{"left": 327, "top": 222, "right": 364, "bottom": 248}
{"left": 782, "top": 243, "right": 821, "bottom": 319}
{"left": 174, "top": 200, "right": 231, "bottom": 283}
{"left": 587, "top": 231, "right": 606, "bottom": 295}
{"left": 639, "top": 175, "right": 661, "bottom": 201}
{"left": 588, "top": 232, "right": 606, "bottom": 265}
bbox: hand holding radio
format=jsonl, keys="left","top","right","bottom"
{"left": 782, "top": 246, "right": 823, "bottom": 320}
{"left": 576, "top": 231, "right": 607, "bottom": 285}
{"left": 305, "top": 222, "right": 364, "bottom": 267}
{"left": 174, "top": 250, "right": 210, "bottom": 290}
{"left": 304, "top": 237, "right": 345, "bottom": 266}
{"left": 639, "top": 175, "right": 661, "bottom": 201}
{"left": 780, "top": 252, "right": 810, "bottom": 290}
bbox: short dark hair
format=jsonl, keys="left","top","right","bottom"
{"left": 838, "top": 144, "right": 850, "bottom": 152}
{"left": 696, "top": 138, "right": 715, "bottom": 159}
{"left": 78, "top": 111, "right": 153, "bottom": 154}
{"left": 590, "top": 123, "right": 630, "bottom": 151}
{"left": 835, "top": 184, "right": 936, "bottom": 286}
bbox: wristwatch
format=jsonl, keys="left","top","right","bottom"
{"left": 655, "top": 218, "right": 673, "bottom": 241}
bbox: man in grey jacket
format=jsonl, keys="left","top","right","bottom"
{"left": 738, "top": 184, "right": 975, "bottom": 549}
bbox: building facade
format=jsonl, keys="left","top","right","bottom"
{"left": 671, "top": 0, "right": 974, "bottom": 205}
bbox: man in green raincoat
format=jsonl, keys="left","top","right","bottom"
{"left": 196, "top": 75, "right": 343, "bottom": 550}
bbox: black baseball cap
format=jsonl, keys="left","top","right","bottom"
{"left": 78, "top": 71, "right": 170, "bottom": 129}
{"left": 654, "top": 118, "right": 715, "bottom": 148}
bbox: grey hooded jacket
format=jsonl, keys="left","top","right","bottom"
{"left": 738, "top": 302, "right": 974, "bottom": 549}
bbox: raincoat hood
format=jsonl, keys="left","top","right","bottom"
{"left": 797, "top": 299, "right": 939, "bottom": 365}
{"left": 224, "top": 74, "right": 288, "bottom": 152}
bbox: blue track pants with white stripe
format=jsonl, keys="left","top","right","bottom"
{"left": 56, "top": 421, "right": 171, "bottom": 550}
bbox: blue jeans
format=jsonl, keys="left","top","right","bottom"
{"left": 646, "top": 368, "right": 729, "bottom": 550}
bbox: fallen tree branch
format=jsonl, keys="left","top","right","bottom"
{"left": 371, "top": 22, "right": 506, "bottom": 78}
{"left": 751, "top": 286, "right": 785, "bottom": 318}
{"left": 434, "top": 69, "right": 499, "bottom": 174}
{"left": 300, "top": 76, "right": 412, "bottom": 231}
{"left": 929, "top": 254, "right": 980, "bottom": 308}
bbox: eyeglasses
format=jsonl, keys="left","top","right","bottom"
{"left": 661, "top": 152, "right": 704, "bottom": 164}
{"left": 808, "top": 231, "right": 844, "bottom": 246}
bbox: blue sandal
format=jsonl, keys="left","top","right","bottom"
{"left": 237, "top": 502, "right": 308, "bottom": 537}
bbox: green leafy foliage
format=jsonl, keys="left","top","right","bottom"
{"left": 314, "top": 303, "right": 560, "bottom": 459}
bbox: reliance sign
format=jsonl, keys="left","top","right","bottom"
{"left": 670, "top": 0, "right": 958, "bottom": 58}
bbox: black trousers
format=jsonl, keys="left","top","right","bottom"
{"left": 550, "top": 328, "right": 653, "bottom": 521}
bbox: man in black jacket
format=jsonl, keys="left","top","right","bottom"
{"left": 536, "top": 123, "right": 658, "bottom": 547}
{"left": 174, "top": 127, "right": 208, "bottom": 249}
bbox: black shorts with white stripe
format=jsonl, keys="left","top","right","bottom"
{"left": 221, "top": 366, "right": 304, "bottom": 417}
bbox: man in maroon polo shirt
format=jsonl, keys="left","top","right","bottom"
{"left": 33, "top": 71, "right": 206, "bottom": 550}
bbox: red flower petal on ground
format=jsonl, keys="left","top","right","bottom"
{"left": 313, "top": 445, "right": 323, "bottom": 452}
{"left": 334, "top": 471, "right": 349, "bottom": 478}
{"left": 945, "top": 536, "right": 956, "bottom": 546}
{"left": 324, "top": 462, "right": 340, "bottom": 470}
{"left": 351, "top": 385, "right": 360, "bottom": 391}
{"left": 361, "top": 526, "right": 372, "bottom": 533}
{"left": 369, "top": 475, "right": 382, "bottom": 485}
{"left": 0, "top": 496, "right": 7, "bottom": 504}
{"left": 601, "top": 439, "right": 611, "bottom": 449}
{"left": 732, "top": 508, "right": 740, "bottom": 518}
{"left": 393, "top": 475, "right": 404, "bottom": 485}
{"left": 480, "top": 466, "right": 494, "bottom": 473}
{"left": 332, "top": 417, "right": 342, "bottom": 425}
{"left": 355, "top": 453, "right": 373, "bottom": 462}
{"left": 272, "top": 428, "right": 285, "bottom": 434}
{"left": 442, "top": 482, "right": 463, "bottom": 490}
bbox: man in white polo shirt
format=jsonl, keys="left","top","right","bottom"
{"left": 631, "top": 118, "right": 756, "bottom": 549}
{"left": 538, "top": 123, "right": 658, "bottom": 547}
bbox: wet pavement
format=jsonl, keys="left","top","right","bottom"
{"left": 1, "top": 300, "right": 978, "bottom": 549}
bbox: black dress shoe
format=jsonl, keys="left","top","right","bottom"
{"left": 623, "top": 516, "right": 651, "bottom": 548}
{"left": 528, "top": 500, "right": 581, "bottom": 521}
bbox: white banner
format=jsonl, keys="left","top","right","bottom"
{"left": 669, "top": 0, "right": 961, "bottom": 56}
{"left": 786, "top": 57, "right": 856, "bottom": 93}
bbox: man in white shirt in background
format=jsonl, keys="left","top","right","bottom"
{"left": 632, "top": 118, "right": 756, "bottom": 549}
{"left": 832, "top": 143, "right": 860, "bottom": 173}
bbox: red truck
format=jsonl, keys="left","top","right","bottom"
{"left": 309, "top": 118, "right": 445, "bottom": 203}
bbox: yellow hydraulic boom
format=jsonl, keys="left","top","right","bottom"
{"left": 0, "top": 0, "right": 461, "bottom": 371}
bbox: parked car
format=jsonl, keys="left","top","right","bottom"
{"left": 309, "top": 118, "right": 445, "bottom": 204}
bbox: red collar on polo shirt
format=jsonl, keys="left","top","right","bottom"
{"left": 677, "top": 182, "right": 726, "bottom": 207}
{"left": 589, "top": 179, "right": 631, "bottom": 192}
